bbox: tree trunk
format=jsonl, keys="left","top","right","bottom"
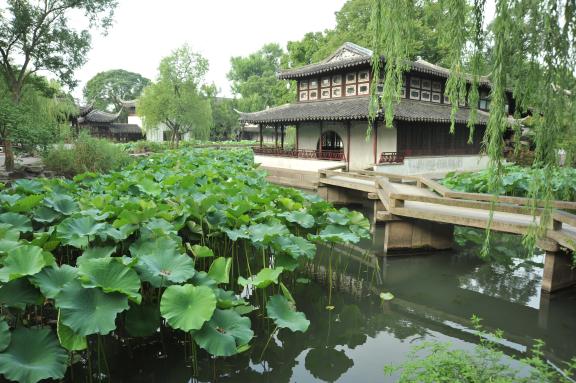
{"left": 4, "top": 140, "right": 14, "bottom": 172}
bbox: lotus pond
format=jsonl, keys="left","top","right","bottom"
{"left": 0, "top": 148, "right": 371, "bottom": 383}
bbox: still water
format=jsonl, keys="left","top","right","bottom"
{"left": 66, "top": 223, "right": 576, "bottom": 382}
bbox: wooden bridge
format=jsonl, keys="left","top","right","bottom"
{"left": 317, "top": 165, "right": 576, "bottom": 292}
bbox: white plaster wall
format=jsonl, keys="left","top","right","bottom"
{"left": 374, "top": 155, "right": 490, "bottom": 175}
{"left": 128, "top": 115, "right": 142, "bottom": 127}
{"left": 296, "top": 120, "right": 397, "bottom": 170}
{"left": 254, "top": 155, "right": 342, "bottom": 171}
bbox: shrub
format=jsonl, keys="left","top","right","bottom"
{"left": 43, "top": 132, "right": 132, "bottom": 177}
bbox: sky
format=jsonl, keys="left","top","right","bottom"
{"left": 72, "top": 0, "right": 348, "bottom": 101}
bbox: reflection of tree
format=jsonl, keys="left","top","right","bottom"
{"left": 305, "top": 348, "right": 354, "bottom": 382}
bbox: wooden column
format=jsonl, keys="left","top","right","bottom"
{"left": 319, "top": 122, "right": 323, "bottom": 158}
{"left": 281, "top": 125, "right": 285, "bottom": 149}
{"left": 274, "top": 125, "right": 278, "bottom": 148}
{"left": 373, "top": 119, "right": 378, "bottom": 164}
{"left": 346, "top": 121, "right": 351, "bottom": 170}
{"left": 259, "top": 124, "right": 263, "bottom": 148}
{"left": 295, "top": 123, "right": 299, "bottom": 151}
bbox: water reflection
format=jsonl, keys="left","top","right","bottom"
{"left": 61, "top": 227, "right": 576, "bottom": 383}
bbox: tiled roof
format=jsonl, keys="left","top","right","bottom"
{"left": 238, "top": 96, "right": 490, "bottom": 125}
{"left": 109, "top": 123, "right": 143, "bottom": 134}
{"left": 120, "top": 100, "right": 137, "bottom": 108}
{"left": 278, "top": 42, "right": 491, "bottom": 86}
{"left": 83, "top": 110, "right": 121, "bottom": 123}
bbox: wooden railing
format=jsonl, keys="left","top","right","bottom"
{"left": 252, "top": 147, "right": 346, "bottom": 161}
{"left": 378, "top": 151, "right": 405, "bottom": 164}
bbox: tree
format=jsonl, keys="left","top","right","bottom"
{"left": 228, "top": 43, "right": 294, "bottom": 112}
{"left": 369, "top": 0, "right": 576, "bottom": 253}
{"left": 203, "top": 85, "right": 240, "bottom": 141}
{"left": 0, "top": 0, "right": 118, "bottom": 170}
{"left": 138, "top": 45, "right": 212, "bottom": 148}
{"left": 83, "top": 69, "right": 150, "bottom": 120}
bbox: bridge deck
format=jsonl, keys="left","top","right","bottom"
{"left": 319, "top": 170, "right": 576, "bottom": 253}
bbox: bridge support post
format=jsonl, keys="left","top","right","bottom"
{"left": 383, "top": 219, "right": 454, "bottom": 253}
{"left": 542, "top": 250, "right": 576, "bottom": 293}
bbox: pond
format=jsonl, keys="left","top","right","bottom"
{"left": 62, "top": 221, "right": 576, "bottom": 382}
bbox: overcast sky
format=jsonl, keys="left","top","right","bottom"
{"left": 73, "top": 0, "right": 348, "bottom": 101}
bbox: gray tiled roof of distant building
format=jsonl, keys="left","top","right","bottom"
{"left": 109, "top": 123, "right": 143, "bottom": 134}
{"left": 278, "top": 42, "right": 491, "bottom": 86}
{"left": 238, "top": 96, "right": 490, "bottom": 125}
{"left": 83, "top": 110, "right": 121, "bottom": 123}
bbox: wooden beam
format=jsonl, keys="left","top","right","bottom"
{"left": 319, "top": 122, "right": 323, "bottom": 158}
{"left": 280, "top": 125, "right": 285, "bottom": 149}
{"left": 259, "top": 124, "right": 263, "bottom": 148}
{"left": 373, "top": 120, "right": 378, "bottom": 164}
{"left": 274, "top": 125, "right": 278, "bottom": 148}
{"left": 346, "top": 120, "right": 351, "bottom": 171}
{"left": 295, "top": 123, "right": 299, "bottom": 151}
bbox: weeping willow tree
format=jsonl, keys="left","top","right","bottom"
{"left": 370, "top": 0, "right": 576, "bottom": 254}
{"left": 138, "top": 45, "right": 213, "bottom": 148}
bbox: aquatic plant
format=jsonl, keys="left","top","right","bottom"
{"left": 0, "top": 148, "right": 370, "bottom": 382}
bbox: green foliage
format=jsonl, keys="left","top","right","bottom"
{"left": 442, "top": 165, "right": 576, "bottom": 201}
{"left": 228, "top": 43, "right": 294, "bottom": 112}
{"left": 385, "top": 318, "right": 576, "bottom": 382}
{"left": 43, "top": 132, "right": 132, "bottom": 177}
{"left": 0, "top": 148, "right": 370, "bottom": 381}
{"left": 138, "top": 44, "right": 212, "bottom": 146}
{"left": 83, "top": 69, "right": 151, "bottom": 118}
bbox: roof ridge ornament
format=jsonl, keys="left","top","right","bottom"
{"left": 324, "top": 42, "right": 373, "bottom": 64}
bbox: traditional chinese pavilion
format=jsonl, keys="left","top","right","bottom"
{"left": 239, "top": 42, "right": 515, "bottom": 173}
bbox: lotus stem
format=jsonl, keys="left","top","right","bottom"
{"left": 258, "top": 326, "right": 278, "bottom": 362}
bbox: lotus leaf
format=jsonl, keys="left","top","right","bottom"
{"left": 79, "top": 257, "right": 142, "bottom": 303}
{"left": 208, "top": 257, "right": 232, "bottom": 284}
{"left": 160, "top": 284, "right": 216, "bottom": 332}
{"left": 57, "top": 311, "right": 87, "bottom": 351}
{"left": 214, "top": 288, "right": 247, "bottom": 309}
{"left": 0, "top": 245, "right": 53, "bottom": 282}
{"left": 278, "top": 211, "right": 315, "bottom": 228}
{"left": 32, "top": 206, "right": 60, "bottom": 223}
{"left": 125, "top": 302, "right": 161, "bottom": 337}
{"left": 0, "top": 279, "right": 43, "bottom": 309}
{"left": 76, "top": 246, "right": 116, "bottom": 266}
{"left": 275, "top": 235, "right": 316, "bottom": 260}
{"left": 189, "top": 244, "right": 214, "bottom": 258}
{"left": 0, "top": 212, "right": 32, "bottom": 233}
{"left": 13, "top": 179, "right": 43, "bottom": 194}
{"left": 248, "top": 222, "right": 289, "bottom": 243}
{"left": 135, "top": 248, "right": 196, "bottom": 287}
{"left": 8, "top": 194, "right": 44, "bottom": 213}
{"left": 55, "top": 281, "right": 129, "bottom": 336}
{"left": 57, "top": 216, "right": 106, "bottom": 248}
{"left": 129, "top": 236, "right": 180, "bottom": 258}
{"left": 191, "top": 271, "right": 218, "bottom": 288}
{"left": 30, "top": 264, "right": 78, "bottom": 299}
{"left": 0, "top": 327, "right": 67, "bottom": 383}
{"left": 266, "top": 294, "right": 310, "bottom": 332}
{"left": 137, "top": 178, "right": 162, "bottom": 196}
{"left": 222, "top": 226, "right": 249, "bottom": 241}
{"left": 238, "top": 267, "right": 283, "bottom": 289}
{"left": 0, "top": 194, "right": 20, "bottom": 206}
{"left": 311, "top": 224, "right": 360, "bottom": 244}
{"left": 0, "top": 319, "right": 9, "bottom": 352}
{"left": 326, "top": 211, "right": 350, "bottom": 225}
{"left": 44, "top": 194, "right": 79, "bottom": 215}
{"left": 194, "top": 309, "right": 253, "bottom": 357}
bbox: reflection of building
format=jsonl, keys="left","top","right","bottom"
{"left": 240, "top": 42, "right": 515, "bottom": 173}
{"left": 74, "top": 105, "right": 144, "bottom": 141}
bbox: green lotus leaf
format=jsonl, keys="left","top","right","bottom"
{"left": 29, "top": 264, "right": 78, "bottom": 299}
{"left": 222, "top": 226, "right": 250, "bottom": 241}
{"left": 0, "top": 319, "right": 9, "bottom": 352}
{"left": 311, "top": 224, "right": 360, "bottom": 244}
{"left": 0, "top": 194, "right": 20, "bottom": 206}
{"left": 0, "top": 245, "right": 53, "bottom": 283}
{"left": 160, "top": 284, "right": 216, "bottom": 332}
{"left": 194, "top": 309, "right": 253, "bottom": 357}
{"left": 247, "top": 222, "right": 290, "bottom": 243}
{"left": 189, "top": 244, "right": 214, "bottom": 258}
{"left": 57, "top": 216, "right": 106, "bottom": 248}
{"left": 275, "top": 235, "right": 316, "bottom": 260}
{"left": 278, "top": 211, "right": 315, "bottom": 228}
{"left": 13, "top": 179, "right": 43, "bottom": 194}
{"left": 135, "top": 245, "right": 196, "bottom": 287}
{"left": 137, "top": 178, "right": 162, "bottom": 196}
{"left": 275, "top": 252, "right": 300, "bottom": 271}
{"left": 0, "top": 327, "right": 67, "bottom": 383}
{"left": 9, "top": 194, "right": 44, "bottom": 213}
{"left": 214, "top": 288, "right": 247, "bottom": 309}
{"left": 44, "top": 194, "right": 79, "bottom": 215}
{"left": 207, "top": 257, "right": 232, "bottom": 284}
{"left": 57, "top": 311, "right": 87, "bottom": 351}
{"left": 78, "top": 257, "right": 141, "bottom": 303}
{"left": 125, "top": 302, "right": 161, "bottom": 337}
{"left": 238, "top": 267, "right": 283, "bottom": 289}
{"left": 140, "top": 218, "right": 176, "bottom": 238}
{"left": 326, "top": 211, "right": 350, "bottom": 225}
{"left": 129, "top": 236, "right": 179, "bottom": 258}
{"left": 55, "top": 281, "right": 129, "bottom": 336}
{"left": 0, "top": 278, "right": 43, "bottom": 309}
{"left": 190, "top": 271, "right": 218, "bottom": 288}
{"left": 266, "top": 294, "right": 310, "bottom": 333}
{"left": 32, "top": 206, "right": 60, "bottom": 223}
{"left": 0, "top": 212, "right": 32, "bottom": 233}
{"left": 76, "top": 246, "right": 116, "bottom": 266}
